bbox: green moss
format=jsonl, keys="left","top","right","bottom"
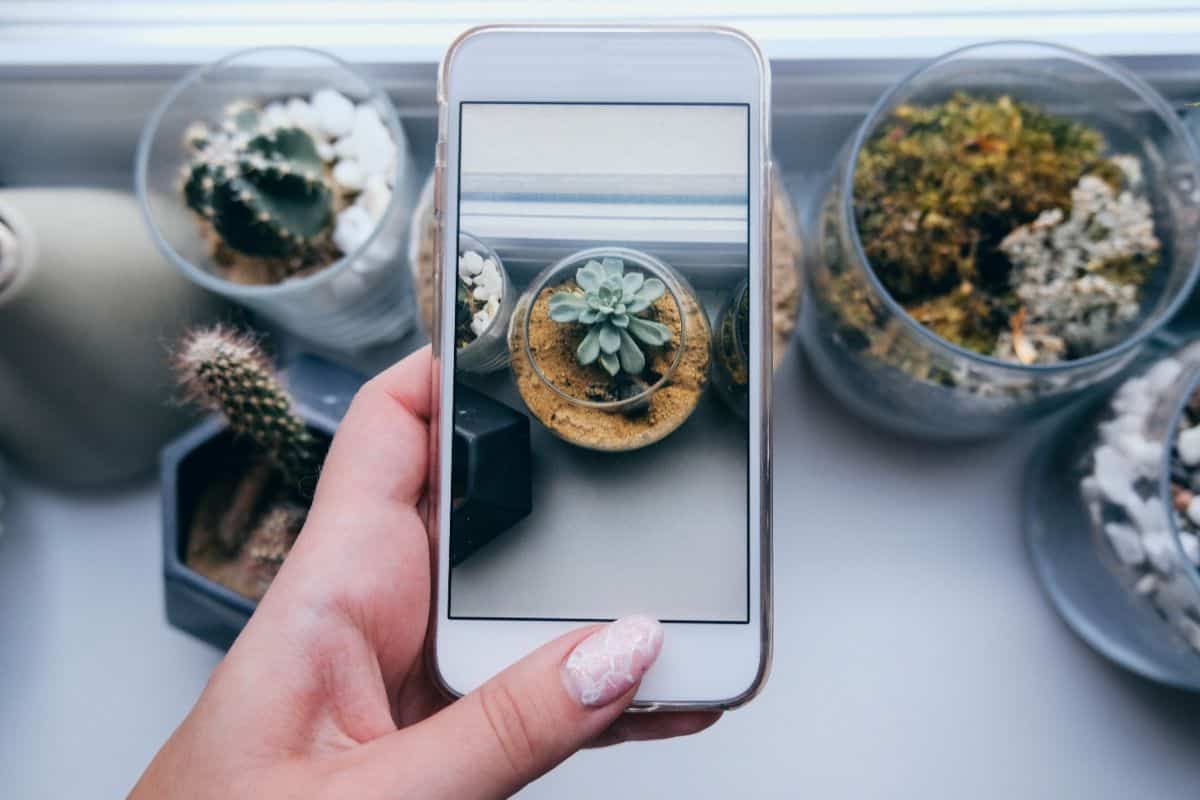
{"left": 852, "top": 92, "right": 1126, "bottom": 355}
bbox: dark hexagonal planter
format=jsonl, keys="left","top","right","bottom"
{"left": 160, "top": 354, "right": 365, "bottom": 650}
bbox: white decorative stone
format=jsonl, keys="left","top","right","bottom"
{"left": 284, "top": 97, "right": 318, "bottom": 131}
{"left": 459, "top": 250, "right": 484, "bottom": 278}
{"left": 263, "top": 102, "right": 290, "bottom": 129}
{"left": 1178, "top": 424, "right": 1200, "bottom": 466}
{"left": 311, "top": 88, "right": 355, "bottom": 137}
{"left": 1104, "top": 522, "right": 1145, "bottom": 566}
{"left": 332, "top": 205, "right": 374, "bottom": 256}
{"left": 353, "top": 106, "right": 396, "bottom": 177}
{"left": 473, "top": 259, "right": 502, "bottom": 301}
{"left": 1092, "top": 445, "right": 1140, "bottom": 509}
{"left": 359, "top": 174, "right": 391, "bottom": 223}
{"left": 316, "top": 140, "right": 335, "bottom": 162}
{"left": 332, "top": 159, "right": 365, "bottom": 192}
{"left": 1143, "top": 531, "right": 1178, "bottom": 574}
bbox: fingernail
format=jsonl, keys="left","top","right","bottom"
{"left": 561, "top": 615, "right": 664, "bottom": 707}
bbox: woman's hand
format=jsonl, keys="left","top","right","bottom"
{"left": 131, "top": 346, "right": 719, "bottom": 799}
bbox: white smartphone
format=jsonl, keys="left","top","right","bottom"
{"left": 429, "top": 24, "right": 771, "bottom": 710}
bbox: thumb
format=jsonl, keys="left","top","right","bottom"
{"left": 347, "top": 615, "right": 663, "bottom": 799}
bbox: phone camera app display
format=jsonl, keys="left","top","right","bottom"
{"left": 449, "top": 103, "right": 750, "bottom": 623}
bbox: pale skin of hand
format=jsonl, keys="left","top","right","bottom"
{"left": 131, "top": 346, "right": 719, "bottom": 799}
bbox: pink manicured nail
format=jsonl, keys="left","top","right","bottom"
{"left": 561, "top": 615, "right": 664, "bottom": 707}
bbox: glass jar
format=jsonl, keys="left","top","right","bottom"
{"left": 712, "top": 279, "right": 751, "bottom": 418}
{"left": 507, "top": 246, "right": 711, "bottom": 451}
{"left": 136, "top": 46, "right": 418, "bottom": 352}
{"left": 1027, "top": 337, "right": 1200, "bottom": 689}
{"left": 455, "top": 232, "right": 515, "bottom": 373}
{"left": 802, "top": 41, "right": 1200, "bottom": 440}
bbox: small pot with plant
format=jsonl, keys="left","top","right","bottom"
{"left": 137, "top": 47, "right": 418, "bottom": 352}
{"left": 160, "top": 327, "right": 365, "bottom": 649}
{"left": 508, "top": 247, "right": 711, "bottom": 451}
{"left": 802, "top": 41, "right": 1200, "bottom": 440}
{"left": 454, "top": 232, "right": 515, "bottom": 373}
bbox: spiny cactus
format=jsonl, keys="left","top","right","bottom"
{"left": 548, "top": 257, "right": 672, "bottom": 377}
{"left": 182, "top": 102, "right": 333, "bottom": 259}
{"left": 174, "top": 326, "right": 319, "bottom": 488}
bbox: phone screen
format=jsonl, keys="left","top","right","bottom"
{"left": 448, "top": 102, "right": 750, "bottom": 623}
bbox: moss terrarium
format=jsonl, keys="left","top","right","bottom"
{"left": 509, "top": 247, "right": 711, "bottom": 451}
{"left": 802, "top": 42, "right": 1200, "bottom": 440}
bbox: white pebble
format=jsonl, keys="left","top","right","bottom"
{"left": 311, "top": 88, "right": 355, "bottom": 137}
{"left": 1143, "top": 531, "right": 1178, "bottom": 574}
{"left": 1092, "top": 445, "right": 1140, "bottom": 509}
{"left": 316, "top": 140, "right": 335, "bottom": 162}
{"left": 352, "top": 105, "right": 396, "bottom": 176}
{"left": 470, "top": 307, "right": 494, "bottom": 337}
{"left": 459, "top": 250, "right": 484, "bottom": 277}
{"left": 263, "top": 102, "right": 290, "bottom": 129}
{"left": 1134, "top": 573, "right": 1160, "bottom": 595}
{"left": 472, "top": 259, "right": 502, "bottom": 301}
{"left": 1104, "top": 522, "right": 1145, "bottom": 566}
{"left": 1178, "top": 425, "right": 1200, "bottom": 466}
{"left": 332, "top": 205, "right": 374, "bottom": 255}
{"left": 333, "top": 135, "right": 358, "bottom": 159}
{"left": 359, "top": 174, "right": 391, "bottom": 223}
{"left": 284, "top": 98, "right": 318, "bottom": 131}
{"left": 332, "top": 159, "right": 365, "bottom": 192}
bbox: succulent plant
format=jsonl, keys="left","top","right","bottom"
{"left": 174, "top": 326, "right": 320, "bottom": 489}
{"left": 182, "top": 103, "right": 333, "bottom": 259}
{"left": 548, "top": 257, "right": 673, "bottom": 377}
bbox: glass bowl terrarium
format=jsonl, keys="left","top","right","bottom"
{"left": 1026, "top": 338, "right": 1200, "bottom": 689}
{"left": 137, "top": 46, "right": 418, "bottom": 352}
{"left": 508, "top": 247, "right": 711, "bottom": 451}
{"left": 802, "top": 41, "right": 1200, "bottom": 440}
{"left": 454, "top": 232, "right": 515, "bottom": 373}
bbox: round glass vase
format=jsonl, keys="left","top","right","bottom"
{"left": 712, "top": 279, "right": 751, "bottom": 418}
{"left": 454, "top": 232, "right": 515, "bottom": 374}
{"left": 136, "top": 46, "right": 418, "bottom": 353}
{"left": 801, "top": 41, "right": 1200, "bottom": 441}
{"left": 1026, "top": 337, "right": 1200, "bottom": 690}
{"left": 508, "top": 246, "right": 711, "bottom": 452}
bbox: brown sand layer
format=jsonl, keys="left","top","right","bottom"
{"left": 511, "top": 279, "right": 711, "bottom": 451}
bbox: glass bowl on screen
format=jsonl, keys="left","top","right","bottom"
{"left": 508, "top": 246, "right": 711, "bottom": 452}
{"left": 455, "top": 231, "right": 515, "bottom": 374}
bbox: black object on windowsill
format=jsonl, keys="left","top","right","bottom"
{"left": 450, "top": 385, "right": 533, "bottom": 566}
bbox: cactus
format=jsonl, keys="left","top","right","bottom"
{"left": 182, "top": 102, "right": 333, "bottom": 259}
{"left": 174, "top": 326, "right": 319, "bottom": 489}
{"left": 548, "top": 257, "right": 673, "bottom": 377}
